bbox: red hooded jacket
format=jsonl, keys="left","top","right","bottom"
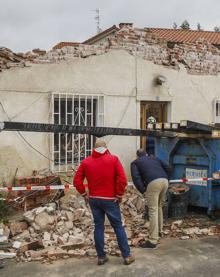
{"left": 73, "top": 149, "right": 127, "bottom": 199}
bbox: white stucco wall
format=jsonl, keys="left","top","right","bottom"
{"left": 0, "top": 49, "right": 220, "bottom": 183}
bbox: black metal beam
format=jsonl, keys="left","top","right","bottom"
{"left": 0, "top": 121, "right": 176, "bottom": 138}
{"left": 1, "top": 121, "right": 219, "bottom": 138}
{"left": 180, "top": 120, "right": 220, "bottom": 132}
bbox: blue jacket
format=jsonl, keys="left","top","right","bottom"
{"left": 146, "top": 135, "right": 155, "bottom": 156}
{"left": 130, "top": 155, "right": 172, "bottom": 194}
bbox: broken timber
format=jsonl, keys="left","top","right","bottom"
{"left": 0, "top": 120, "right": 220, "bottom": 138}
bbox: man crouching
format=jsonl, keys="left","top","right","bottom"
{"left": 131, "top": 149, "right": 171, "bottom": 249}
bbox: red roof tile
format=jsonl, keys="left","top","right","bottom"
{"left": 147, "top": 28, "right": 220, "bottom": 44}
{"left": 83, "top": 25, "right": 119, "bottom": 45}
{"left": 53, "top": 42, "right": 80, "bottom": 50}
{"left": 52, "top": 25, "right": 118, "bottom": 49}
{"left": 52, "top": 26, "right": 220, "bottom": 51}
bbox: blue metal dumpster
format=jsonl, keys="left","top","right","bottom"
{"left": 155, "top": 137, "right": 220, "bottom": 214}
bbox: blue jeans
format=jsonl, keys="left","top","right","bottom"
{"left": 89, "top": 198, "right": 131, "bottom": 258}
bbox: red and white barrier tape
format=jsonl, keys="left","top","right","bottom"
{"left": 169, "top": 177, "right": 213, "bottom": 183}
{"left": 0, "top": 184, "right": 75, "bottom": 192}
{"left": 0, "top": 178, "right": 216, "bottom": 192}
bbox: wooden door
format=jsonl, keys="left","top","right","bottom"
{"left": 140, "top": 101, "right": 168, "bottom": 148}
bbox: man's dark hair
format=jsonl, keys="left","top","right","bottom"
{"left": 136, "top": 148, "right": 147, "bottom": 157}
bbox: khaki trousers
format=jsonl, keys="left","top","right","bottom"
{"left": 144, "top": 178, "right": 168, "bottom": 244}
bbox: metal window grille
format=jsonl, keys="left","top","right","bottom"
{"left": 51, "top": 93, "right": 104, "bottom": 172}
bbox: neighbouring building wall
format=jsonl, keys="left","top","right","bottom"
{"left": 0, "top": 49, "right": 220, "bottom": 183}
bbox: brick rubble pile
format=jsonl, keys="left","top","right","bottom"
{"left": 0, "top": 47, "right": 46, "bottom": 72}
{"left": 1, "top": 187, "right": 220, "bottom": 263}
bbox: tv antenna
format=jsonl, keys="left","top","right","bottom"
{"left": 93, "top": 8, "right": 102, "bottom": 34}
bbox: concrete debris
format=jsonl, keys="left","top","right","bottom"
{"left": 163, "top": 230, "right": 170, "bottom": 235}
{"left": 46, "top": 203, "right": 56, "bottom": 214}
{"left": 0, "top": 224, "right": 10, "bottom": 243}
{"left": 0, "top": 236, "right": 8, "bottom": 243}
{"left": 34, "top": 212, "right": 55, "bottom": 231}
{"left": 180, "top": 236, "right": 190, "bottom": 240}
{"left": 25, "top": 249, "right": 48, "bottom": 261}
{"left": 12, "top": 241, "right": 22, "bottom": 249}
{"left": 65, "top": 221, "right": 74, "bottom": 230}
{"left": 0, "top": 252, "right": 16, "bottom": 259}
{"left": 43, "top": 232, "right": 51, "bottom": 243}
{"left": 13, "top": 230, "right": 30, "bottom": 241}
{"left": 183, "top": 227, "right": 200, "bottom": 235}
{"left": 172, "top": 220, "right": 183, "bottom": 227}
{"left": 1, "top": 187, "right": 220, "bottom": 263}
{"left": 23, "top": 210, "right": 36, "bottom": 223}
{"left": 9, "top": 221, "right": 28, "bottom": 236}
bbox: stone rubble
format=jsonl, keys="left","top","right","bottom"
{"left": 0, "top": 47, "right": 46, "bottom": 72}
{"left": 1, "top": 187, "right": 220, "bottom": 263}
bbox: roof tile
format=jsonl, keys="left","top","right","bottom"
{"left": 149, "top": 28, "right": 220, "bottom": 44}
{"left": 53, "top": 42, "right": 80, "bottom": 50}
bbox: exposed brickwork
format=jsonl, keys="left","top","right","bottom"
{"left": 2, "top": 25, "right": 220, "bottom": 75}
{"left": 0, "top": 47, "right": 45, "bottom": 72}
{"left": 34, "top": 25, "right": 220, "bottom": 75}
{"left": 53, "top": 42, "right": 80, "bottom": 50}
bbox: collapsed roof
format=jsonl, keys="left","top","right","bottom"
{"left": 2, "top": 23, "right": 220, "bottom": 75}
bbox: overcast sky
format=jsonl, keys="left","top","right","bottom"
{"left": 1, "top": 0, "right": 220, "bottom": 52}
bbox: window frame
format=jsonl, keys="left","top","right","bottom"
{"left": 50, "top": 93, "right": 104, "bottom": 172}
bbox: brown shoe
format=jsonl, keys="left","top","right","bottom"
{"left": 124, "top": 255, "right": 135, "bottom": 265}
{"left": 97, "top": 256, "right": 109, "bottom": 265}
{"left": 139, "top": 240, "right": 157, "bottom": 249}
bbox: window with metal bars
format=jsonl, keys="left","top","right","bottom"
{"left": 51, "top": 94, "right": 104, "bottom": 172}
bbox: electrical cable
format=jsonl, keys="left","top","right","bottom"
{"left": 0, "top": 100, "right": 53, "bottom": 162}
{"left": 10, "top": 94, "right": 44, "bottom": 120}
{"left": 106, "top": 87, "right": 135, "bottom": 144}
{"left": 17, "top": 132, "right": 53, "bottom": 161}
{"left": 0, "top": 89, "right": 134, "bottom": 164}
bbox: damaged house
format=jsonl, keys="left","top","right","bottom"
{"left": 1, "top": 23, "right": 220, "bottom": 183}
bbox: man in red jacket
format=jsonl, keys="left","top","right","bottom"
{"left": 74, "top": 140, "right": 135, "bottom": 265}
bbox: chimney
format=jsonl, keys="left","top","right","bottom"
{"left": 119, "top": 23, "right": 133, "bottom": 29}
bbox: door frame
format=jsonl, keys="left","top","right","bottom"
{"left": 140, "top": 101, "right": 169, "bottom": 148}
